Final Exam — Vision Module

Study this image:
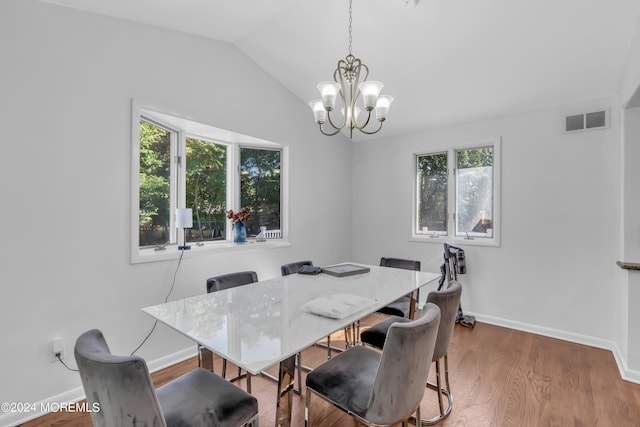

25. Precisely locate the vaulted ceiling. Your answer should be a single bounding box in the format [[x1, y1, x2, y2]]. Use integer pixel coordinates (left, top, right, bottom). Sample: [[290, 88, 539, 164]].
[[40, 0, 640, 139]]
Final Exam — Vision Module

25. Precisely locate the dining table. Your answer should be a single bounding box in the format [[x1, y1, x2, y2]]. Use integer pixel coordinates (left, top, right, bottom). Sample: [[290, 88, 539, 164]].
[[142, 262, 441, 427]]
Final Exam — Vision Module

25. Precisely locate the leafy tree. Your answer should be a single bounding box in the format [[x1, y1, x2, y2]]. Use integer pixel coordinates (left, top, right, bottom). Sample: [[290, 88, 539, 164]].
[[417, 152, 448, 232], [139, 121, 170, 246], [186, 138, 227, 241], [240, 148, 281, 236]]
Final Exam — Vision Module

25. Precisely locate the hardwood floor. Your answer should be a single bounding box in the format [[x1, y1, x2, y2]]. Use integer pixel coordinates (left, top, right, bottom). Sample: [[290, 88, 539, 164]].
[[19, 315, 640, 427]]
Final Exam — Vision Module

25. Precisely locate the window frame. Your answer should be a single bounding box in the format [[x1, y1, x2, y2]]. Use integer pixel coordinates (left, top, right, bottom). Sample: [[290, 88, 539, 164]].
[[131, 101, 289, 264], [412, 138, 501, 247]]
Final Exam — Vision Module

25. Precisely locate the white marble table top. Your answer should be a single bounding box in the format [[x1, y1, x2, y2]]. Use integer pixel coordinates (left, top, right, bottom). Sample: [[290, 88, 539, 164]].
[[142, 263, 440, 374]]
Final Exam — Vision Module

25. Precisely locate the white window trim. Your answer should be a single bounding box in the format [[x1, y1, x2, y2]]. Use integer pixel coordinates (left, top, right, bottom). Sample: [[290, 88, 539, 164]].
[[130, 100, 290, 264], [411, 138, 501, 247]]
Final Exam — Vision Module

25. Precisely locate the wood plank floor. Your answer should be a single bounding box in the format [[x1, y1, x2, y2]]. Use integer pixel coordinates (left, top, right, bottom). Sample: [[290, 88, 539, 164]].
[[19, 315, 640, 427]]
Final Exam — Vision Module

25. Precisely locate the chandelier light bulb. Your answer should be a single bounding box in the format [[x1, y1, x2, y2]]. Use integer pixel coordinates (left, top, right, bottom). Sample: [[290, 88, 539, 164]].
[[341, 105, 362, 122]]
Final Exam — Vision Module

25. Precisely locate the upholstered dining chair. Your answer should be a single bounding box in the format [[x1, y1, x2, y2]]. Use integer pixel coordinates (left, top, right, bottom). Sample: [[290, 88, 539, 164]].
[[280, 260, 313, 276], [202, 271, 259, 390], [360, 281, 463, 425], [75, 329, 259, 427], [206, 270, 258, 293], [377, 257, 421, 318], [305, 303, 441, 427]]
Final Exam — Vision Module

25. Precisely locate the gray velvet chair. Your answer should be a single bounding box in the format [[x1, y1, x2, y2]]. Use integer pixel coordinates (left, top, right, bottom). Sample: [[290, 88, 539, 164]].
[[206, 270, 258, 293], [280, 260, 313, 276], [360, 281, 463, 425], [202, 271, 259, 389], [74, 329, 259, 427], [377, 257, 421, 318], [305, 303, 441, 427]]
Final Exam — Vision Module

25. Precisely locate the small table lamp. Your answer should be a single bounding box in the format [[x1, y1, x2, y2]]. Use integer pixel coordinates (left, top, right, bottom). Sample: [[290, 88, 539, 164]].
[[176, 208, 193, 250]]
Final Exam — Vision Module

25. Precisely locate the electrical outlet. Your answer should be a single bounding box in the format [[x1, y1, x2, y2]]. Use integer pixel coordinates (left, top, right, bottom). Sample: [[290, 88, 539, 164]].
[[51, 338, 64, 362]]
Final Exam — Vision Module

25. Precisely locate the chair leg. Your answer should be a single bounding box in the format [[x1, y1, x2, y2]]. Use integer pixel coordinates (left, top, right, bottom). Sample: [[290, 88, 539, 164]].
[[245, 413, 259, 427], [435, 358, 445, 416], [305, 386, 311, 427], [422, 354, 453, 425], [444, 353, 451, 399], [221, 357, 252, 393]]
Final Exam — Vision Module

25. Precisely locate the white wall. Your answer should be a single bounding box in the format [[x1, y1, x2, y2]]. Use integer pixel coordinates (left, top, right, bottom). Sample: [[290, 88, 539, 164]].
[[617, 11, 640, 379], [351, 99, 621, 346], [622, 107, 640, 372], [0, 1, 353, 424]]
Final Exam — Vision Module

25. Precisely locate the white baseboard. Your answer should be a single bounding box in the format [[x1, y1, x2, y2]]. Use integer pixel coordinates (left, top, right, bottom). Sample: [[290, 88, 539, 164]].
[[468, 311, 640, 385], [611, 344, 640, 384], [145, 345, 197, 373], [0, 346, 197, 427]]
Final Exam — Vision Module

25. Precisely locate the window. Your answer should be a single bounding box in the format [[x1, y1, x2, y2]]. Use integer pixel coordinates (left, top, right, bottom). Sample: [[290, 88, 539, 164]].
[[132, 104, 287, 262], [240, 147, 281, 237], [414, 140, 500, 246], [138, 120, 173, 247], [186, 137, 227, 242]]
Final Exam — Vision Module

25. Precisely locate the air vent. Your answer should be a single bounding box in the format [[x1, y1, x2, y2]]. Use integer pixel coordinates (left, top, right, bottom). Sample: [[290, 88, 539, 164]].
[[564, 109, 609, 133]]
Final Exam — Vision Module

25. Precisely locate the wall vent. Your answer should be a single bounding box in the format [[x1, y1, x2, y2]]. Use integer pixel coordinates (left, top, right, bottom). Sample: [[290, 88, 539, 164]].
[[564, 109, 609, 133]]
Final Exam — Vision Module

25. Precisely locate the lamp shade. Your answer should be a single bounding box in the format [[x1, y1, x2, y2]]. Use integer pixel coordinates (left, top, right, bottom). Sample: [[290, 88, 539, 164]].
[[309, 99, 327, 124], [317, 81, 341, 110], [358, 81, 383, 109], [175, 208, 193, 229], [375, 95, 394, 121]]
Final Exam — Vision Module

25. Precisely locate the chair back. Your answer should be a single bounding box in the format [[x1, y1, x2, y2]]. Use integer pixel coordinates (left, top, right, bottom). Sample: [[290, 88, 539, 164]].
[[281, 260, 313, 276], [74, 329, 166, 427], [380, 257, 421, 271], [206, 271, 258, 293], [366, 303, 440, 425], [427, 281, 462, 360]]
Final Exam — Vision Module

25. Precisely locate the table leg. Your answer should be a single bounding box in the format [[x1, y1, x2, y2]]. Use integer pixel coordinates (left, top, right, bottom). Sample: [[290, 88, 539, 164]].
[[276, 354, 296, 427], [409, 289, 420, 320], [198, 346, 214, 372]]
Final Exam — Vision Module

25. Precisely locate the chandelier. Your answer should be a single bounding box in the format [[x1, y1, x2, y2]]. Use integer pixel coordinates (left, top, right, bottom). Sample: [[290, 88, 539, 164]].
[[309, 0, 393, 138]]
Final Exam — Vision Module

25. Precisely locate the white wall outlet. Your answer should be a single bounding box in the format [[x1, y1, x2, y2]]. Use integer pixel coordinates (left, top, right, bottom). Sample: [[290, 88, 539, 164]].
[[51, 338, 65, 362]]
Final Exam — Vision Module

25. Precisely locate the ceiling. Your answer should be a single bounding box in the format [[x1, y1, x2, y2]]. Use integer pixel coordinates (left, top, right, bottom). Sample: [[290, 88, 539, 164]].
[[40, 0, 640, 140]]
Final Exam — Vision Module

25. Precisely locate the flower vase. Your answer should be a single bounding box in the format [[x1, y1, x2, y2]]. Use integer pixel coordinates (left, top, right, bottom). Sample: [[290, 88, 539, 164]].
[[234, 221, 247, 243]]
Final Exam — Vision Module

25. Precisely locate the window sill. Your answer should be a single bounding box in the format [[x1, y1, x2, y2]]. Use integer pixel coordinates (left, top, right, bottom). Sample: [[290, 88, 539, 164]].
[[410, 236, 501, 248], [132, 239, 291, 264]]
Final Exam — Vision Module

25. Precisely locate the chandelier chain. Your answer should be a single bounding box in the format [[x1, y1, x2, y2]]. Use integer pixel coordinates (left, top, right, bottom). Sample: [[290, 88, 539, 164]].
[[348, 0, 352, 55]]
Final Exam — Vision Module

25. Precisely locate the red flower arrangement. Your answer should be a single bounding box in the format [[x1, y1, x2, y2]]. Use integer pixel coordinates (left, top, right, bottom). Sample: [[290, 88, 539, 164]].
[[227, 208, 251, 225]]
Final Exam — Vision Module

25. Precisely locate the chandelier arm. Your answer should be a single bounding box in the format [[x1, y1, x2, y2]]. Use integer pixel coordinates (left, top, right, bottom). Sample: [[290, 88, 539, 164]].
[[356, 119, 384, 135], [326, 109, 345, 131], [318, 122, 343, 136], [353, 109, 373, 130]]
